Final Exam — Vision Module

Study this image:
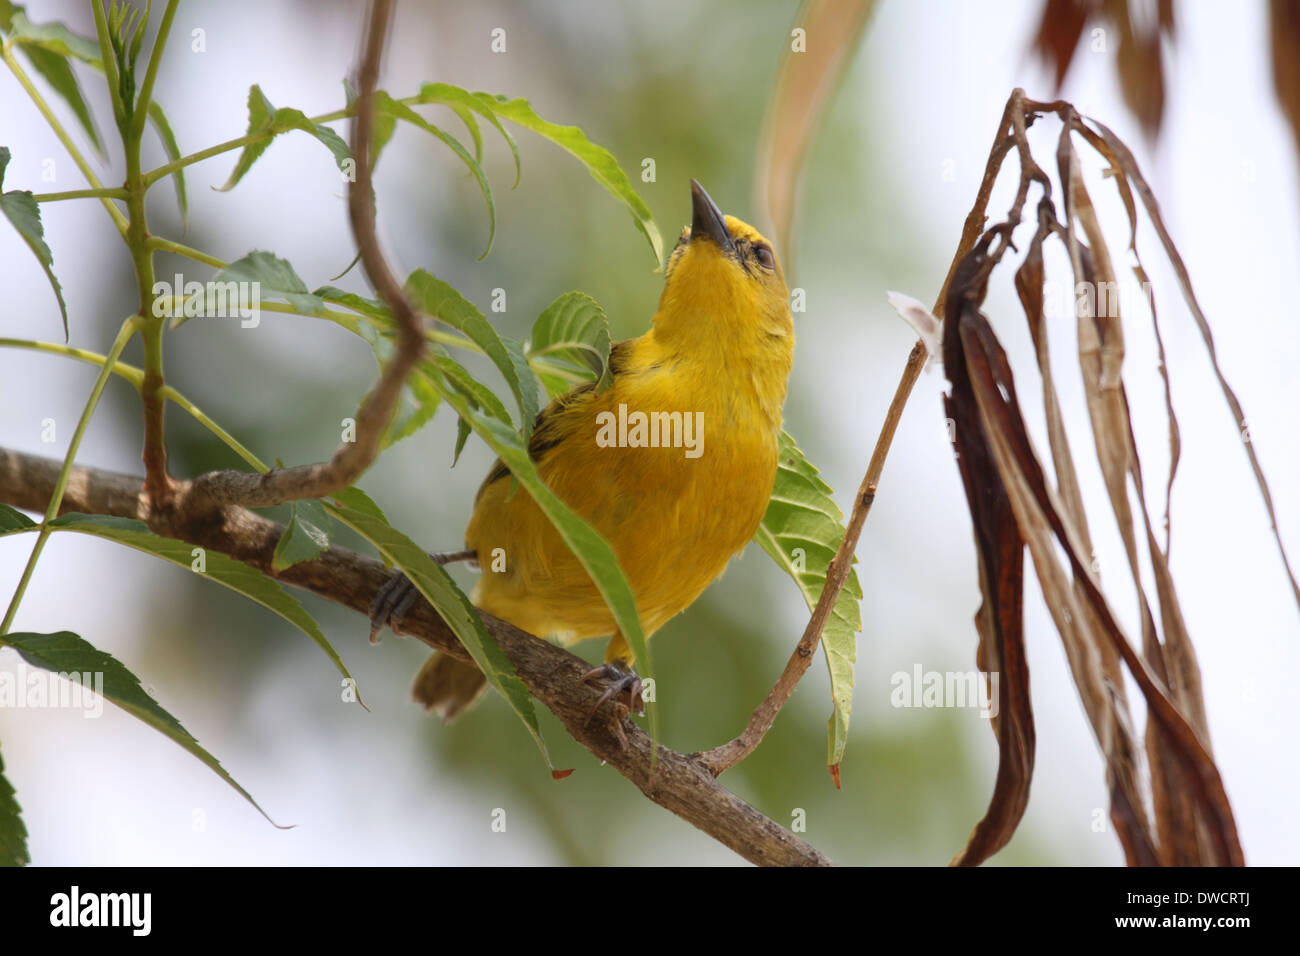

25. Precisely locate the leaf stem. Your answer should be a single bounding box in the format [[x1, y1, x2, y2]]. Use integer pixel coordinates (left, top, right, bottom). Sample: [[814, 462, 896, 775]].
[[141, 94, 432, 188], [142, 107, 349, 187], [0, 337, 267, 472], [0, 44, 128, 234], [0, 317, 137, 636], [33, 187, 129, 202], [147, 235, 224, 269]]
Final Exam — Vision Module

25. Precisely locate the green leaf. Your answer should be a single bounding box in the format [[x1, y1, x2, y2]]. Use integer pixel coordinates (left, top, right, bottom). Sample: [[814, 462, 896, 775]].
[[0, 503, 36, 534], [219, 85, 352, 192], [314, 285, 391, 323], [447, 102, 484, 163], [755, 432, 862, 767], [147, 101, 187, 224], [428, 352, 512, 426], [416, 83, 521, 188], [382, 368, 441, 449], [18, 42, 103, 157], [485, 92, 662, 263], [272, 499, 331, 572], [325, 502, 553, 768], [0, 6, 103, 65], [1, 8, 187, 205], [0, 744, 30, 867], [406, 270, 538, 436], [3, 630, 278, 826], [329, 485, 388, 525], [373, 92, 495, 259], [105, 0, 145, 123], [173, 250, 323, 329], [452, 415, 472, 466], [341, 78, 395, 171], [427, 382, 656, 747], [0, 147, 68, 338], [527, 292, 613, 398], [41, 514, 357, 690]]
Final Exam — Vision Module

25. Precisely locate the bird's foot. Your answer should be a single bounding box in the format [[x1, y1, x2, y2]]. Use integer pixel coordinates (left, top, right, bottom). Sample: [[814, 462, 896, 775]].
[[581, 662, 644, 746], [367, 569, 421, 643], [368, 550, 478, 643]]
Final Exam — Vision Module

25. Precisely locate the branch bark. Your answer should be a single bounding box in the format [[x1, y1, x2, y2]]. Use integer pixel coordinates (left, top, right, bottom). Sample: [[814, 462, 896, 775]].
[[0, 445, 830, 867]]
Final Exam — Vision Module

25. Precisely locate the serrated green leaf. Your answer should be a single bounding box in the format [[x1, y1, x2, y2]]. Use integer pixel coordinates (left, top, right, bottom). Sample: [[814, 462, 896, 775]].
[[374, 92, 495, 259], [172, 250, 323, 329], [755, 432, 862, 767], [0, 147, 68, 338], [342, 77, 396, 171], [382, 369, 441, 449], [272, 499, 331, 572], [329, 485, 388, 525], [527, 292, 613, 397], [40, 514, 356, 690], [428, 352, 512, 426], [325, 502, 553, 768], [483, 92, 662, 263], [406, 270, 537, 436], [219, 85, 351, 192], [3, 630, 278, 826], [0, 744, 30, 866], [147, 100, 187, 223], [416, 83, 521, 188], [425, 381, 656, 750]]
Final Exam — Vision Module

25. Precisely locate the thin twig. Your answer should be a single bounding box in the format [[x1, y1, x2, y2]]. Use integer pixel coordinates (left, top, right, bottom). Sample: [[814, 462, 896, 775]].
[[183, 0, 424, 511]]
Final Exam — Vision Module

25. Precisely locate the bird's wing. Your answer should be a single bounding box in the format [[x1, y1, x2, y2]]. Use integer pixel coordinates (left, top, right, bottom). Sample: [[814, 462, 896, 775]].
[[472, 340, 630, 503]]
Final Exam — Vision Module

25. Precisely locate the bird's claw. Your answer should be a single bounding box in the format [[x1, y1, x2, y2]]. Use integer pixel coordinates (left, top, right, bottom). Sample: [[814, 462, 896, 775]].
[[368, 569, 420, 644], [581, 662, 644, 745]]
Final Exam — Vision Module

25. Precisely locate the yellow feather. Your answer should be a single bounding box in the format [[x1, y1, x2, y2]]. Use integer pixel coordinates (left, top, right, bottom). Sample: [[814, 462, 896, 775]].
[[467, 200, 794, 669]]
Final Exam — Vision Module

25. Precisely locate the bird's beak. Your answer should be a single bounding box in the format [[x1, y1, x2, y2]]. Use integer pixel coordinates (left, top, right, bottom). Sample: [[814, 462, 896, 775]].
[[689, 180, 735, 255]]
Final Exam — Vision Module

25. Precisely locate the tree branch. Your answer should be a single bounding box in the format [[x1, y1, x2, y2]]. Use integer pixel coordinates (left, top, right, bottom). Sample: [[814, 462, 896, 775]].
[[182, 0, 424, 513], [0, 445, 830, 867]]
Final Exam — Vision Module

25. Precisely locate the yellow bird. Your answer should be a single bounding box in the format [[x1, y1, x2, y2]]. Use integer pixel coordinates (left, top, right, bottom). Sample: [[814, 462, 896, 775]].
[[371, 181, 795, 720]]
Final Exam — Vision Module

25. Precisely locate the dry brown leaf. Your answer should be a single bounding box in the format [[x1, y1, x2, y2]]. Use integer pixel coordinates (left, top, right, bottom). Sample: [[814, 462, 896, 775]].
[[1270, 0, 1300, 167], [1089, 119, 1300, 612], [944, 242, 1036, 868], [753, 0, 876, 267], [946, 262, 1243, 864], [1031, 0, 1097, 90]]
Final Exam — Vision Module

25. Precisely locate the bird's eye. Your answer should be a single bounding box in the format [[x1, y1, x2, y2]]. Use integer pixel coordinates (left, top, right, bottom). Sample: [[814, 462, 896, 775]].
[[753, 243, 775, 271]]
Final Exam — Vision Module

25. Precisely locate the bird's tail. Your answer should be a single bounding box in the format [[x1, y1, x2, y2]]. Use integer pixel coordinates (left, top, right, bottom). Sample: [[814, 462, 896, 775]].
[[412, 651, 488, 720]]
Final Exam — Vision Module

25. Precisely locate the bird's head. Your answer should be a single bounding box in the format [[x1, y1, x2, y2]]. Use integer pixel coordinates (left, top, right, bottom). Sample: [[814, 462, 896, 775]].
[[652, 181, 794, 353]]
